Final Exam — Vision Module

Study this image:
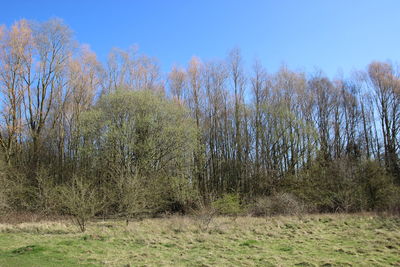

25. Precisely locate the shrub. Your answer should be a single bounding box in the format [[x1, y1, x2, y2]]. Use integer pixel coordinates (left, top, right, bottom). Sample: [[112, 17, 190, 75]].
[[59, 175, 105, 232], [212, 193, 242, 216], [191, 200, 217, 231], [168, 175, 199, 214], [359, 160, 398, 212], [249, 192, 307, 217], [121, 174, 168, 224], [249, 196, 270, 217], [34, 168, 60, 214], [0, 163, 9, 214], [290, 158, 375, 213], [0, 165, 34, 212], [0, 185, 8, 214], [384, 186, 400, 215]]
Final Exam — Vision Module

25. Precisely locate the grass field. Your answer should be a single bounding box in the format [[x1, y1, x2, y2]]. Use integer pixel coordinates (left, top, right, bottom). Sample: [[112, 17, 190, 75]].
[[0, 213, 399, 266]]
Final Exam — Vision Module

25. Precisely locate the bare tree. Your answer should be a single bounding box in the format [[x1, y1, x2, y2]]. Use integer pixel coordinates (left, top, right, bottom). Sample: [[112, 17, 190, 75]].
[[367, 62, 400, 182], [0, 20, 32, 165], [227, 48, 246, 192], [21, 19, 73, 178], [186, 57, 207, 196], [168, 65, 186, 102]]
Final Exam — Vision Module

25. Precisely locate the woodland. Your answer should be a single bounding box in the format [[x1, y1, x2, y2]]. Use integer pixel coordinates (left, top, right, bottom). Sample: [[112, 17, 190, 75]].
[[0, 19, 399, 228]]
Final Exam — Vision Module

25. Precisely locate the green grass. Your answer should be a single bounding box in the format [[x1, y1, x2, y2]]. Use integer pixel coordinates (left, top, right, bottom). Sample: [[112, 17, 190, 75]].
[[0, 214, 399, 266]]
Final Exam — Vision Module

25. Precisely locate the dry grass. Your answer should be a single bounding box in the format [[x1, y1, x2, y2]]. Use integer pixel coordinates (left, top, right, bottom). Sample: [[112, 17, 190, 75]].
[[0, 213, 399, 266], [0, 211, 69, 224]]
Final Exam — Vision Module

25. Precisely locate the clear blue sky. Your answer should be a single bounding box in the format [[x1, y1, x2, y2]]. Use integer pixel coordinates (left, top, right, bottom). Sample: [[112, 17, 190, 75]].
[[1, 0, 400, 78]]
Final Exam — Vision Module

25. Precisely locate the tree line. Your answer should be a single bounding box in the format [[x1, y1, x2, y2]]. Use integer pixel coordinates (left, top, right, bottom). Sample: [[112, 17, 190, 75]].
[[0, 19, 399, 219]]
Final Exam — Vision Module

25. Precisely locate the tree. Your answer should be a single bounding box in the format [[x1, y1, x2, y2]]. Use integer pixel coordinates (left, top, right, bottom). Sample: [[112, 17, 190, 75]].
[[1, 18, 400, 217], [0, 20, 31, 165], [367, 62, 400, 182], [77, 90, 197, 216], [186, 57, 207, 196], [23, 19, 73, 179], [250, 59, 267, 192], [168, 65, 186, 102], [228, 48, 246, 193], [104, 46, 163, 93]]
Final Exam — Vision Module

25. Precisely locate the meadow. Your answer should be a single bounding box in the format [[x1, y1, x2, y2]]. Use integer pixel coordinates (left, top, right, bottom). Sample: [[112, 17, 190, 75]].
[[0, 213, 399, 266]]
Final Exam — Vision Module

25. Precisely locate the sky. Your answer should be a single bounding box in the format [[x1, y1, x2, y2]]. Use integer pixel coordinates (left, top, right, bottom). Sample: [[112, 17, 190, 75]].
[[1, 0, 400, 78]]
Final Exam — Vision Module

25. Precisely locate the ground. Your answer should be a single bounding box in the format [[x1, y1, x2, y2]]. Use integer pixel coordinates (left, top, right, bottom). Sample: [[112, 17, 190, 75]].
[[0, 213, 399, 266]]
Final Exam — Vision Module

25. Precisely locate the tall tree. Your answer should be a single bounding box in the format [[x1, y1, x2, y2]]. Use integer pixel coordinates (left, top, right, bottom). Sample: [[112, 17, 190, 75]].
[[367, 62, 400, 182], [0, 20, 31, 165]]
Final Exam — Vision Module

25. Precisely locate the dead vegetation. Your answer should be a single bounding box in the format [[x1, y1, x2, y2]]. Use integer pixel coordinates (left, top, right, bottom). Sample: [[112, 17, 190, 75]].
[[0, 213, 399, 266]]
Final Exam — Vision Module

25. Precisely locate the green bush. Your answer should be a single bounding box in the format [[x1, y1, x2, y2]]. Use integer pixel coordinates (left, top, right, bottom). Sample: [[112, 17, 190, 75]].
[[78, 90, 197, 217], [212, 193, 242, 216], [59, 175, 105, 232], [34, 168, 60, 214], [0, 159, 9, 213], [0, 166, 35, 212], [360, 160, 399, 212]]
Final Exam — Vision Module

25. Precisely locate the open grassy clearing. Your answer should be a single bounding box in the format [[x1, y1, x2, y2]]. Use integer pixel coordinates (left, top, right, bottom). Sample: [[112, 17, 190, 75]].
[[0, 214, 399, 266]]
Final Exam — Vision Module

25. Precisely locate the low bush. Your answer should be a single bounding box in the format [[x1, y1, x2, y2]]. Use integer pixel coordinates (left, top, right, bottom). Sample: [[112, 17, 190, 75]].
[[59, 175, 105, 232], [0, 164, 34, 213], [359, 160, 399, 212], [211, 193, 242, 216], [0, 172, 9, 214], [249, 192, 307, 216], [191, 200, 217, 231], [34, 168, 60, 214]]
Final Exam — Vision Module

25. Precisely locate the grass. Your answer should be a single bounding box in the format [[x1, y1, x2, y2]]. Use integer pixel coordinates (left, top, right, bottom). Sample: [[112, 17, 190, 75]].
[[0, 213, 399, 266]]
